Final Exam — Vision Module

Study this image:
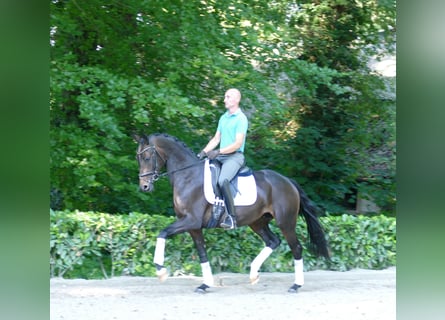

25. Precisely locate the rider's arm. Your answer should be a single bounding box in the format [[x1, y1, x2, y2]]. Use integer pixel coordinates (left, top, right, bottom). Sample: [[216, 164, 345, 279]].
[[203, 131, 221, 153], [219, 133, 245, 154]]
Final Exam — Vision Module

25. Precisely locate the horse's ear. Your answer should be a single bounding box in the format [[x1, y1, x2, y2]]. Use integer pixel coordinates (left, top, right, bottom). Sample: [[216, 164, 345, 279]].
[[132, 133, 142, 143]]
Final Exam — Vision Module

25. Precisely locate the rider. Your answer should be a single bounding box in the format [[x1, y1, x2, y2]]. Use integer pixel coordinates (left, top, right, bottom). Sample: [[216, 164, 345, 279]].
[[198, 88, 248, 229]]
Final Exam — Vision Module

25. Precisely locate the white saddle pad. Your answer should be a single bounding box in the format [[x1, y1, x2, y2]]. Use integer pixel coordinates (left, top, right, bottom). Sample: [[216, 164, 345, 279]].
[[203, 160, 257, 206]]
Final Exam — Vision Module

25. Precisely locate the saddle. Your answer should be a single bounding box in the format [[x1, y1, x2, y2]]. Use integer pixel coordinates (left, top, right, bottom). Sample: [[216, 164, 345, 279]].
[[209, 160, 252, 198], [203, 160, 257, 206]]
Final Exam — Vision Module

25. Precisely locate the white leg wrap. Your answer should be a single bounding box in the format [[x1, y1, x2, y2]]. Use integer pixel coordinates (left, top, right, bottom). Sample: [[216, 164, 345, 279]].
[[250, 247, 273, 281], [153, 238, 166, 266], [201, 262, 214, 287], [294, 258, 304, 286]]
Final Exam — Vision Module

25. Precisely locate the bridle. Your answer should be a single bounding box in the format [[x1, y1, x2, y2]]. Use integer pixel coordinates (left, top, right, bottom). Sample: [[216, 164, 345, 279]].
[[136, 145, 166, 184], [136, 144, 205, 185]]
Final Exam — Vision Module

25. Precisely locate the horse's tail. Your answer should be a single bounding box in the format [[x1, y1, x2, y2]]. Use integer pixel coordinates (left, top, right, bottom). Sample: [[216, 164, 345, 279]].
[[290, 179, 330, 259]]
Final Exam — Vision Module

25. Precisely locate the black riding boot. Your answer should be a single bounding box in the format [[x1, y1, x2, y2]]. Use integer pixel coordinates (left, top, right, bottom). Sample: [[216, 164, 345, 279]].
[[220, 179, 237, 230]]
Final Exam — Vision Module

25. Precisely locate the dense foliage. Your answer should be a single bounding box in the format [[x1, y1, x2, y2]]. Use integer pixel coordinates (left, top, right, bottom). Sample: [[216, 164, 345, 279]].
[[50, 210, 396, 279], [50, 0, 396, 214]]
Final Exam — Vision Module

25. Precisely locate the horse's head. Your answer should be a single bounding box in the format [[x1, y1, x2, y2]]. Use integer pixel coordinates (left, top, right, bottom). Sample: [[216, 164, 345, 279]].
[[134, 135, 166, 192]]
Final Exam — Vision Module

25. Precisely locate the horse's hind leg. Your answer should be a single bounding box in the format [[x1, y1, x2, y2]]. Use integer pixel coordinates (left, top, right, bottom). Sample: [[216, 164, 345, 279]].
[[279, 223, 304, 292], [248, 215, 281, 284]]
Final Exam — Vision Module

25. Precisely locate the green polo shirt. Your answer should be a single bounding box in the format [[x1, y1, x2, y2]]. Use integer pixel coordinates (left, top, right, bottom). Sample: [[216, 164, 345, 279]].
[[217, 109, 248, 152]]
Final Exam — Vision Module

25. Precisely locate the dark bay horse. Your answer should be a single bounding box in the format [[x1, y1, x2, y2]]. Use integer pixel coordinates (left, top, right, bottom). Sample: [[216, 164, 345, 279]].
[[135, 133, 330, 293]]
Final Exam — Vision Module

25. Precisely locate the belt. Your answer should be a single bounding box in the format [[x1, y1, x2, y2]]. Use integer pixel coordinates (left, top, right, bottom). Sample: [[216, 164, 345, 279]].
[[220, 151, 243, 156]]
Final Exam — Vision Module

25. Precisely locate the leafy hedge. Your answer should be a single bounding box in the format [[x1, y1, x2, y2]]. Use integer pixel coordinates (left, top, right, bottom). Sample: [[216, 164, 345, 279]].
[[50, 210, 396, 279]]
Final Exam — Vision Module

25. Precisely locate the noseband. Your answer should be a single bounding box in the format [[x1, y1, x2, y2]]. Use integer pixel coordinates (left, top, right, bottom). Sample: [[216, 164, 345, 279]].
[[137, 145, 166, 184]]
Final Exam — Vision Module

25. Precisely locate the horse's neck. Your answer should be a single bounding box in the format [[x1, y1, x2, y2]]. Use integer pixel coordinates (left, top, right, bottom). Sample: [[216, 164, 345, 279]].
[[163, 145, 198, 173], [166, 157, 196, 172], [166, 156, 202, 188], [155, 137, 200, 178]]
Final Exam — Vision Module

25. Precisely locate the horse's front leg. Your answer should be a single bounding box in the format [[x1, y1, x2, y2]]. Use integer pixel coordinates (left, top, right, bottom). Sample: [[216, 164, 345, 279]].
[[153, 216, 201, 282], [153, 237, 168, 281], [189, 229, 214, 293]]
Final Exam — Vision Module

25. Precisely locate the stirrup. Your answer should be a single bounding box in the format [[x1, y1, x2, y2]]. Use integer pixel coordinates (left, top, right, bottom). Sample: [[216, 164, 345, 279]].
[[220, 215, 236, 230]]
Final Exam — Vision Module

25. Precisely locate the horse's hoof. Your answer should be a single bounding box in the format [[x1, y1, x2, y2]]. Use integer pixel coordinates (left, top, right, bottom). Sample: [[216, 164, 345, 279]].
[[250, 275, 260, 285], [194, 284, 210, 294], [156, 267, 168, 282], [288, 284, 301, 293]]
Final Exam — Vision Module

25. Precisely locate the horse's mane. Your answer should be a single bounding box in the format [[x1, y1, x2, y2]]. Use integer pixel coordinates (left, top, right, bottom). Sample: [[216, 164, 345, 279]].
[[147, 133, 197, 158]]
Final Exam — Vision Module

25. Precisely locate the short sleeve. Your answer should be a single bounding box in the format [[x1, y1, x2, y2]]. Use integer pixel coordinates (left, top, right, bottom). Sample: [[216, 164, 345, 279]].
[[236, 113, 248, 134], [216, 115, 223, 133]]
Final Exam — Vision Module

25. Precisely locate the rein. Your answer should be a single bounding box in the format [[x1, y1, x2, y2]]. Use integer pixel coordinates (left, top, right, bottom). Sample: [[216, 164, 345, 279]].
[[155, 160, 205, 179], [139, 160, 205, 180], [137, 145, 204, 182]]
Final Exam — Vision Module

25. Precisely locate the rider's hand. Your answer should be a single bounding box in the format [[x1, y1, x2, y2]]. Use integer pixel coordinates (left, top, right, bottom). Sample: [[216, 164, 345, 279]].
[[197, 150, 207, 159], [207, 150, 220, 160]]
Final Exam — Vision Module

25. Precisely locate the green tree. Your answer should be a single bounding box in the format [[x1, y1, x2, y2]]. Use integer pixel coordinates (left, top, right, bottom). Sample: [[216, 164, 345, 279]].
[[50, 0, 396, 215], [249, 0, 396, 212]]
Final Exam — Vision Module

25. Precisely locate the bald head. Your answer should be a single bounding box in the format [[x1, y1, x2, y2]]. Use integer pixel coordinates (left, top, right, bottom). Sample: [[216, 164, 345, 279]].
[[226, 88, 241, 101], [224, 88, 242, 112]]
